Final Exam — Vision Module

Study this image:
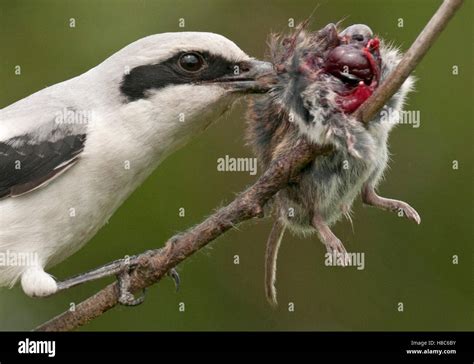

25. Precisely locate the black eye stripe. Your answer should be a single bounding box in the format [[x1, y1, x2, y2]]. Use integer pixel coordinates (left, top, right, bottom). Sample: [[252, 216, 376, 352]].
[[120, 51, 238, 101]]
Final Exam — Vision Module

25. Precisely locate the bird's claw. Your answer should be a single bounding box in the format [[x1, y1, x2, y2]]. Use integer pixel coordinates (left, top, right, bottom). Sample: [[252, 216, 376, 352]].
[[144, 248, 181, 291], [117, 268, 146, 306], [168, 268, 180, 292], [116, 265, 180, 306], [118, 287, 147, 306]]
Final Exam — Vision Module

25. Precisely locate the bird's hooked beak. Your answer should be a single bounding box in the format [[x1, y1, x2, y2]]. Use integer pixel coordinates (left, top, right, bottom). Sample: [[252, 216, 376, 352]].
[[213, 60, 276, 93]]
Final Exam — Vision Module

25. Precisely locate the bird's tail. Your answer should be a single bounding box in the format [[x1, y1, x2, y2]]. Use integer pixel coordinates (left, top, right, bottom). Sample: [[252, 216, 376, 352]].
[[265, 219, 286, 307]]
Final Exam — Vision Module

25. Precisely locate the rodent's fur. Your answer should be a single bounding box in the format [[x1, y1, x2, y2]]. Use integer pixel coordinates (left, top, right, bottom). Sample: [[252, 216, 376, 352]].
[[246, 26, 414, 306]]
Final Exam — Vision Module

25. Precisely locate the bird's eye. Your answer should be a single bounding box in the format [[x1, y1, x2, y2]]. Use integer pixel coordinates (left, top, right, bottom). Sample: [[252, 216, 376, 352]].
[[179, 52, 205, 72]]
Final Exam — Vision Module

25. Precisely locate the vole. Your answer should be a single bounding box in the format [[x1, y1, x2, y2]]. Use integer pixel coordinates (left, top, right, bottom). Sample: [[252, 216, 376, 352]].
[[246, 23, 420, 306]]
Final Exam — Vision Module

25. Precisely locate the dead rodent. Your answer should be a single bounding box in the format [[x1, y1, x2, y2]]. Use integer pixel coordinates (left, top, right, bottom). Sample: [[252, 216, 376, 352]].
[[246, 23, 420, 307]]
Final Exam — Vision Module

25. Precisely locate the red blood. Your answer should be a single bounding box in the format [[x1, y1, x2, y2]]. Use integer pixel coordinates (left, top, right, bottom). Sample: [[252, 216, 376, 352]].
[[363, 38, 381, 83], [366, 38, 380, 51], [337, 81, 373, 113], [324, 37, 382, 114]]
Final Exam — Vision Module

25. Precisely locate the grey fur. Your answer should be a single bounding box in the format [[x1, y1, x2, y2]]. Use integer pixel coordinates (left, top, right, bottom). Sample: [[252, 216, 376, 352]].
[[250, 34, 413, 233], [247, 25, 416, 306]]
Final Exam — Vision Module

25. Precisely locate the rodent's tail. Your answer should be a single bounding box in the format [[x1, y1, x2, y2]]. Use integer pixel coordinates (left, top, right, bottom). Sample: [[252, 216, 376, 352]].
[[265, 219, 286, 308]]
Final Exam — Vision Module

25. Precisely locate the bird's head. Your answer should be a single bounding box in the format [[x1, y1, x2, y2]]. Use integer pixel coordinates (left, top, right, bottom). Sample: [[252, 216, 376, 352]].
[[94, 32, 275, 150]]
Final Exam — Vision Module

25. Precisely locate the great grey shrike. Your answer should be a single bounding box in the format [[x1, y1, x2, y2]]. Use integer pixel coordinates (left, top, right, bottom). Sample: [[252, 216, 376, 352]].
[[0, 32, 274, 300]]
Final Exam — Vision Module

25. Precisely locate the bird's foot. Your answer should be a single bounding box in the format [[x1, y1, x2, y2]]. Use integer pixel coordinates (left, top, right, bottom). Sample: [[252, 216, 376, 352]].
[[117, 268, 146, 306], [117, 262, 179, 306], [52, 249, 181, 299], [55, 255, 139, 293]]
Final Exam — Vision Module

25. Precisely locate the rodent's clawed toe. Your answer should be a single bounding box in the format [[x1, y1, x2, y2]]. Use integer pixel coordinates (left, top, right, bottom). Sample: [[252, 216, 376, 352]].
[[396, 202, 421, 225]]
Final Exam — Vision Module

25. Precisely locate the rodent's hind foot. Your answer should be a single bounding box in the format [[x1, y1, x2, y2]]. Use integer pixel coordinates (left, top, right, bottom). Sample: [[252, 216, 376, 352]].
[[21, 267, 58, 297], [324, 236, 348, 256], [362, 184, 421, 224], [312, 214, 350, 266], [395, 201, 421, 224], [322, 235, 351, 267]]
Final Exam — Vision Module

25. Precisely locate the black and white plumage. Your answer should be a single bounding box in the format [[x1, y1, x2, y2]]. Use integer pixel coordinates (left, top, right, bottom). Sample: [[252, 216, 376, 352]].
[[246, 24, 420, 306], [0, 120, 86, 199], [0, 32, 274, 297]]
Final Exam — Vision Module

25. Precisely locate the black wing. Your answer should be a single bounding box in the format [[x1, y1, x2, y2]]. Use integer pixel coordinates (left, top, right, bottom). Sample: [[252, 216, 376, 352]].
[[0, 121, 87, 199]]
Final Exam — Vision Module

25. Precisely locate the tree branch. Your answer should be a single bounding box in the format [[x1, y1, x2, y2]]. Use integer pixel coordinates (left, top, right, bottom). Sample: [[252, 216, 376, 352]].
[[34, 0, 463, 332], [35, 141, 331, 331], [355, 0, 464, 123]]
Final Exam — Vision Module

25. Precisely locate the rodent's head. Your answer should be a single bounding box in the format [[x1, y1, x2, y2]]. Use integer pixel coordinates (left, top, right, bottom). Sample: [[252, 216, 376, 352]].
[[269, 23, 382, 121], [248, 22, 413, 163], [247, 23, 396, 162]]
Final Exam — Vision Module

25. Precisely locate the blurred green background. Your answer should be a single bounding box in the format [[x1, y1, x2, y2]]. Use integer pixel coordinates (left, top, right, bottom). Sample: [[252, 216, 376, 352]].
[[0, 0, 472, 331]]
